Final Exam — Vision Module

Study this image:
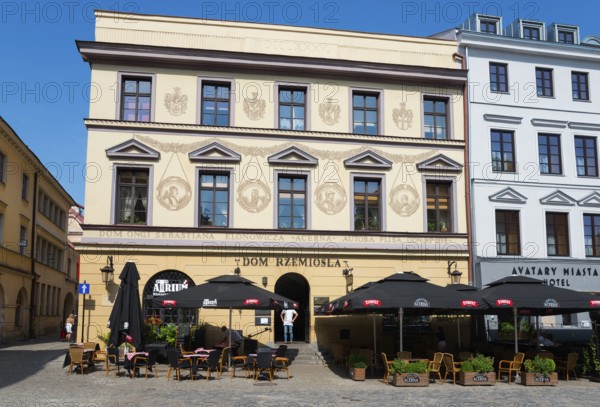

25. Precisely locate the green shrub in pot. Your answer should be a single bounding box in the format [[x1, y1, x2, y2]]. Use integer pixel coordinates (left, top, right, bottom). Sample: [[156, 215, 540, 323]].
[[461, 355, 494, 373]]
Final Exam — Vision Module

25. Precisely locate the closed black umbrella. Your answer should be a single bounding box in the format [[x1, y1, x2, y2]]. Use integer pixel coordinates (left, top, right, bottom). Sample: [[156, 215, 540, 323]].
[[107, 262, 144, 349], [333, 272, 485, 351], [480, 275, 600, 353]]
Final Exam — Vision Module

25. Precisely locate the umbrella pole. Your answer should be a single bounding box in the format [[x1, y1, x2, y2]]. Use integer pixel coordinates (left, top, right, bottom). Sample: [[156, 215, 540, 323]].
[[457, 317, 461, 351], [536, 316, 541, 350], [513, 307, 518, 354], [372, 313, 377, 366], [228, 306, 232, 368], [399, 308, 404, 352]]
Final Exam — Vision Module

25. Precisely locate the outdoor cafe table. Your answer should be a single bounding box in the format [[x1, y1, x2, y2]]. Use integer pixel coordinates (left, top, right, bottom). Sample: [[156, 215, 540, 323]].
[[123, 352, 148, 376]]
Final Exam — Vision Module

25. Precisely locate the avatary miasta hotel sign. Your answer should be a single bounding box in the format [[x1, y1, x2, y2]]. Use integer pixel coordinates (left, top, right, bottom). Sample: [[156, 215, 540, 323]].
[[480, 261, 600, 291]]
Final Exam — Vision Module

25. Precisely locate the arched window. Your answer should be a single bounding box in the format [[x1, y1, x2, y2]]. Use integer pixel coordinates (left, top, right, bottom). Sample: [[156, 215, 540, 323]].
[[143, 271, 197, 325]]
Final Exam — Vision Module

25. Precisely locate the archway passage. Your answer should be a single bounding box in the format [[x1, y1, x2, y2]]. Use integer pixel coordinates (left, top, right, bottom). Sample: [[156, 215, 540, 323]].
[[275, 273, 310, 343], [63, 292, 75, 319]]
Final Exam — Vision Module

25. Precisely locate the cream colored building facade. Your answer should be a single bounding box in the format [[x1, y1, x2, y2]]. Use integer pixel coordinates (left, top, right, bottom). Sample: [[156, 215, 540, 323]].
[[0, 117, 78, 342], [76, 11, 469, 349]]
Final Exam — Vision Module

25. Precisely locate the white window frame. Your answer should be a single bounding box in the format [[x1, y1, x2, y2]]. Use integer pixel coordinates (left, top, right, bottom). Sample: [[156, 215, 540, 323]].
[[350, 172, 386, 232], [197, 76, 236, 127], [349, 87, 384, 136], [195, 166, 235, 228], [111, 164, 154, 225], [273, 169, 311, 230], [116, 72, 157, 122]]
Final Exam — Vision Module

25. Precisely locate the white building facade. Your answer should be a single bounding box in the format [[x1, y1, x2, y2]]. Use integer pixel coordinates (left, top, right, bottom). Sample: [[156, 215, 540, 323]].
[[439, 15, 600, 332]]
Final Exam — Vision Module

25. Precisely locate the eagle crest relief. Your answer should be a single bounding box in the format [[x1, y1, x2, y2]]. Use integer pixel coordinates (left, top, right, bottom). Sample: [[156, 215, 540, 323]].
[[392, 102, 413, 130], [243, 92, 266, 121], [319, 98, 340, 126], [164, 87, 188, 116]]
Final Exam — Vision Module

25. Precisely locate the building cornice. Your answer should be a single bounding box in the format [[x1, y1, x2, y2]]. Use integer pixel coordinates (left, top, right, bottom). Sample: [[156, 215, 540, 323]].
[[458, 31, 600, 61], [76, 41, 467, 85], [84, 119, 466, 149], [0, 117, 77, 206]]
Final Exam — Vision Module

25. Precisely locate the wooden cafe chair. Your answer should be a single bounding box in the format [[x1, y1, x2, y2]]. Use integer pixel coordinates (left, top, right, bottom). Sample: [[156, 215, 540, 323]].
[[442, 353, 461, 384], [497, 352, 525, 384], [380, 353, 394, 385]]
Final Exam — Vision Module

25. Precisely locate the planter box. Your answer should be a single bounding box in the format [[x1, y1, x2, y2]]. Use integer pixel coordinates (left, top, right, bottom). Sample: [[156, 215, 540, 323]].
[[392, 373, 429, 387], [521, 372, 558, 386], [349, 367, 366, 381], [458, 371, 496, 386]]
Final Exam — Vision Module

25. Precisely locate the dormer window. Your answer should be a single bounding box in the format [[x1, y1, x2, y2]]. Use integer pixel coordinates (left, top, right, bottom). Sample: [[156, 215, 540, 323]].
[[480, 19, 498, 34], [549, 24, 579, 44], [523, 26, 540, 40], [558, 30, 575, 44]]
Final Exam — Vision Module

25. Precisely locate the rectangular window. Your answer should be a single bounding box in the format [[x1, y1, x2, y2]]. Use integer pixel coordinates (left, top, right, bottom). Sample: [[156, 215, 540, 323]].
[[0, 151, 6, 183], [353, 179, 380, 231], [491, 130, 515, 172], [489, 63, 508, 93], [0, 213, 3, 244], [480, 20, 497, 34], [21, 173, 29, 201], [19, 226, 26, 255], [546, 212, 569, 256], [538, 133, 562, 175], [575, 136, 598, 177], [423, 97, 448, 139], [199, 173, 229, 227], [201, 83, 230, 126], [116, 168, 148, 224], [584, 214, 600, 257], [121, 77, 152, 122], [426, 182, 452, 232], [279, 88, 306, 130], [278, 176, 306, 229], [558, 30, 575, 44], [572, 72, 589, 100], [352, 92, 378, 135], [562, 313, 577, 326], [523, 26, 540, 40], [536, 68, 554, 97], [496, 210, 520, 255]]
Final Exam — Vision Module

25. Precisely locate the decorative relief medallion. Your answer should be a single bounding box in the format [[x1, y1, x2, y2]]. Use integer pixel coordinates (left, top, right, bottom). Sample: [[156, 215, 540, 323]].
[[319, 98, 341, 126], [392, 102, 413, 130], [164, 87, 188, 116], [157, 176, 192, 211], [242, 92, 266, 121], [315, 183, 347, 215], [237, 181, 271, 213], [389, 184, 420, 216]]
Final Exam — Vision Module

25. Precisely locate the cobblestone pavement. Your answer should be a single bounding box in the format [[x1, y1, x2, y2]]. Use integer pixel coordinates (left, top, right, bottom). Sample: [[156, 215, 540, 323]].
[[1, 341, 600, 407]]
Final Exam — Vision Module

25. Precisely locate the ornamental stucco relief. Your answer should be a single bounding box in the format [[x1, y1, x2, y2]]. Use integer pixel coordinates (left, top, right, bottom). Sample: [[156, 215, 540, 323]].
[[318, 98, 340, 126], [164, 87, 188, 116]]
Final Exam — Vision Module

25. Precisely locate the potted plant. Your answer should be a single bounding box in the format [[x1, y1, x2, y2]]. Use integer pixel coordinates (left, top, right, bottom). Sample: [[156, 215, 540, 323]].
[[156, 323, 179, 348], [391, 359, 429, 387], [459, 354, 496, 386], [348, 353, 368, 381], [522, 356, 558, 386]]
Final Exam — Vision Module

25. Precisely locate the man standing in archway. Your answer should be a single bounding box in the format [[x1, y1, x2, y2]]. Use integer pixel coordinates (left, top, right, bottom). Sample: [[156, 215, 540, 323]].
[[281, 305, 298, 344]]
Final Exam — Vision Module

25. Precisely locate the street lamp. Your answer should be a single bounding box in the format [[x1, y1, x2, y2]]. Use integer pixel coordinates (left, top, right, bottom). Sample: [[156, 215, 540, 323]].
[[447, 260, 462, 285], [100, 255, 114, 284], [234, 258, 241, 275]]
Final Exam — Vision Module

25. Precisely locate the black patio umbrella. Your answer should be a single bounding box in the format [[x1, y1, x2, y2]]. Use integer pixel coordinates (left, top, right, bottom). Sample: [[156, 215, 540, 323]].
[[446, 283, 484, 350], [107, 262, 144, 349], [334, 272, 486, 351], [155, 274, 298, 365], [480, 275, 600, 353]]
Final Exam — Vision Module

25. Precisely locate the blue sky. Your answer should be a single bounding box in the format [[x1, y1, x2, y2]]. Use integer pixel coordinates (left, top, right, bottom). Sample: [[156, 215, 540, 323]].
[[0, 0, 597, 204]]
